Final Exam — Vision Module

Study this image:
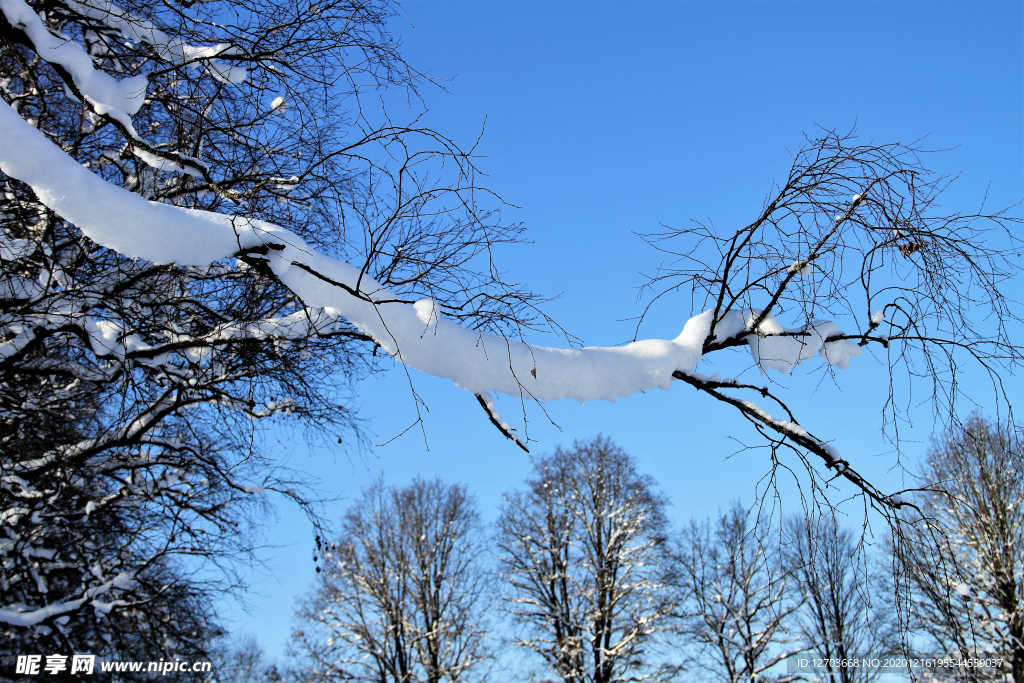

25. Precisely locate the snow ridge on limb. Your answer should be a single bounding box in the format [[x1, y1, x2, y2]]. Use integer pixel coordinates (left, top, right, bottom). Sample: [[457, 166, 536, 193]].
[[65, 0, 246, 80], [475, 392, 528, 452], [0, 105, 864, 404]]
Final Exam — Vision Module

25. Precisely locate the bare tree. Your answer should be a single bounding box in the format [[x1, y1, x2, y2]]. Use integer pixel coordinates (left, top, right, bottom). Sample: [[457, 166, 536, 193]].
[[783, 514, 893, 683], [896, 414, 1024, 683], [674, 502, 803, 683], [291, 477, 491, 683], [496, 436, 676, 683]]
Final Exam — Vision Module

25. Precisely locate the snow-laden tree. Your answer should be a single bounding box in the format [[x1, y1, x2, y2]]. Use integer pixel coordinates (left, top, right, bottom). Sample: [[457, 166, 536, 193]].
[[674, 502, 803, 683], [782, 514, 894, 683], [290, 477, 491, 683], [0, 188, 334, 664], [0, 0, 540, 663], [496, 436, 677, 683], [896, 415, 1024, 683]]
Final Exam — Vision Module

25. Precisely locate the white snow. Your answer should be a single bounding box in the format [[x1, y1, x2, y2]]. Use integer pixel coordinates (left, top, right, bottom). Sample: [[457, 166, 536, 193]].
[[67, 0, 245, 78], [871, 310, 885, 325], [3, 0, 248, 155], [787, 260, 812, 276], [741, 312, 862, 373], [1, 102, 245, 262], [132, 148, 204, 177], [0, 0, 147, 133], [0, 573, 122, 625], [111, 572, 133, 589]]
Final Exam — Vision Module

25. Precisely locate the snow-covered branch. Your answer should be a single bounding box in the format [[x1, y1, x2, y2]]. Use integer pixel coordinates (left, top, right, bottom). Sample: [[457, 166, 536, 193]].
[[0, 101, 867, 403]]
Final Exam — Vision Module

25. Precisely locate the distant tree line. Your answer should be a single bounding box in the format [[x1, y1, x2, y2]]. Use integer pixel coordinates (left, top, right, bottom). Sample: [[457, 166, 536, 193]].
[[282, 416, 1024, 683]]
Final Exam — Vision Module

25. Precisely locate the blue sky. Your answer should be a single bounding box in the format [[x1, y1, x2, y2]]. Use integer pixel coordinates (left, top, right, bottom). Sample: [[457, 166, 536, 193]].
[[225, 0, 1023, 662]]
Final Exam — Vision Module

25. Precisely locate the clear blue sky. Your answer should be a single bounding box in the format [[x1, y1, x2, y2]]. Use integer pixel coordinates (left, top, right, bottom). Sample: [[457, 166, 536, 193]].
[[225, 0, 1023, 662]]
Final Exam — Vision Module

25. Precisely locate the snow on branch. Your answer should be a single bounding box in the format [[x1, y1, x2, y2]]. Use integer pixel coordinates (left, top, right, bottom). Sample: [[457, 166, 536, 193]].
[[475, 392, 527, 452], [0, 572, 130, 626], [0, 103, 863, 407], [0, 0, 146, 129], [0, 0, 218, 178], [672, 369, 904, 510], [65, 0, 246, 80]]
